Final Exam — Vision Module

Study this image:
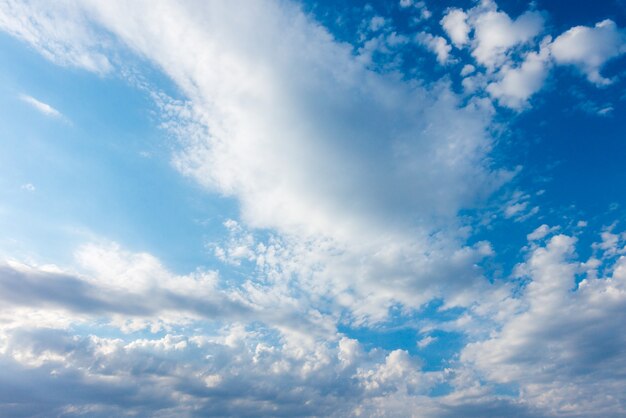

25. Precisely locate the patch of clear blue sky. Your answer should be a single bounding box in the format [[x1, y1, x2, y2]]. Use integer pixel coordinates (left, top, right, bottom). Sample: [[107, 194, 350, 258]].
[[0, 32, 238, 274]]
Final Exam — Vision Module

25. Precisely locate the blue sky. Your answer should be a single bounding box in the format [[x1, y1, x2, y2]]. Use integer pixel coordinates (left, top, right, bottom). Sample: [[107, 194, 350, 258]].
[[1, 0, 626, 416]]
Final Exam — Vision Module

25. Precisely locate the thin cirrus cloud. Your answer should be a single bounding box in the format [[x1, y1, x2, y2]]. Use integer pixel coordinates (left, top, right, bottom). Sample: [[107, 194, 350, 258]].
[[19, 94, 63, 118], [0, 0, 625, 417]]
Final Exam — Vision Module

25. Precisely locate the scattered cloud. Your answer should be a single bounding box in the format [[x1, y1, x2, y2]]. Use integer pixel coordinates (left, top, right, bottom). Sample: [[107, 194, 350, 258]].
[[0, 0, 625, 416], [441, 1, 626, 109]]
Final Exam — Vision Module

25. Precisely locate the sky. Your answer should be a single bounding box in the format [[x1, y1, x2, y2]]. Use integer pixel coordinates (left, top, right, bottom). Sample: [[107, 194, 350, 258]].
[[0, 0, 626, 416]]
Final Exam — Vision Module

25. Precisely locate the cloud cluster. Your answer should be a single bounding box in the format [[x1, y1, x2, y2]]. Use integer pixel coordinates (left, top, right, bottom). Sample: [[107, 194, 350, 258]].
[[461, 229, 626, 417], [440, 0, 626, 109], [8, 233, 625, 417], [0, 244, 507, 417]]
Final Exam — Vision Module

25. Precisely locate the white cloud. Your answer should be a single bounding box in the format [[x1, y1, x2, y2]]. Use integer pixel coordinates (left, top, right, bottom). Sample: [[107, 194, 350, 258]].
[[30, 0, 511, 322], [416, 32, 452, 64], [19, 94, 63, 118], [441, 9, 470, 47], [369, 15, 388, 32], [460, 64, 475, 76], [462, 232, 626, 416], [0, 245, 481, 417], [526, 224, 559, 241], [469, 6, 545, 70], [442, 1, 626, 109], [486, 44, 551, 109], [441, 2, 551, 108], [551, 19, 626, 86], [417, 335, 437, 348]]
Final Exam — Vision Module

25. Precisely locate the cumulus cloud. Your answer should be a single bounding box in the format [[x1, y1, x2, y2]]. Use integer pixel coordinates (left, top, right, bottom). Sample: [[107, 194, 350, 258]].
[[441, 1, 626, 109], [486, 45, 551, 109], [441, 8, 470, 47], [469, 7, 544, 70], [551, 19, 626, 86], [441, 1, 545, 70], [416, 32, 452, 64], [0, 245, 506, 417], [440, 1, 548, 108], [462, 232, 626, 416]]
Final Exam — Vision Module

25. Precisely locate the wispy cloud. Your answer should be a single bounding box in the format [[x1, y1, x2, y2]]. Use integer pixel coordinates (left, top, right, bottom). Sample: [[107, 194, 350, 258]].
[[19, 94, 63, 118]]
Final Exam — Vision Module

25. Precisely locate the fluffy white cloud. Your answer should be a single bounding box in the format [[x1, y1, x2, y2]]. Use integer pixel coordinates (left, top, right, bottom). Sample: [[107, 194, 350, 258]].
[[416, 32, 452, 64], [441, 8, 470, 47], [551, 19, 626, 86], [469, 7, 544, 70], [0, 245, 513, 417], [486, 44, 551, 109], [441, 1, 549, 108], [462, 232, 626, 416], [441, 1, 545, 70], [441, 1, 624, 109]]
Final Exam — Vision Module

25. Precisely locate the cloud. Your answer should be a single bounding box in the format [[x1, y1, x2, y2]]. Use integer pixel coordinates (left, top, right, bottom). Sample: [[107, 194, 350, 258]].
[[443, 1, 545, 71], [19, 94, 63, 118], [461, 232, 626, 416], [0, 0, 112, 73], [440, 1, 626, 109], [486, 45, 551, 109], [0, 249, 249, 330], [369, 15, 388, 32], [526, 224, 559, 241], [441, 9, 470, 47], [0, 245, 481, 417], [416, 32, 452, 64], [469, 7, 544, 70], [2, 0, 626, 416], [441, 1, 549, 108], [551, 19, 626, 86], [54, 0, 509, 320]]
